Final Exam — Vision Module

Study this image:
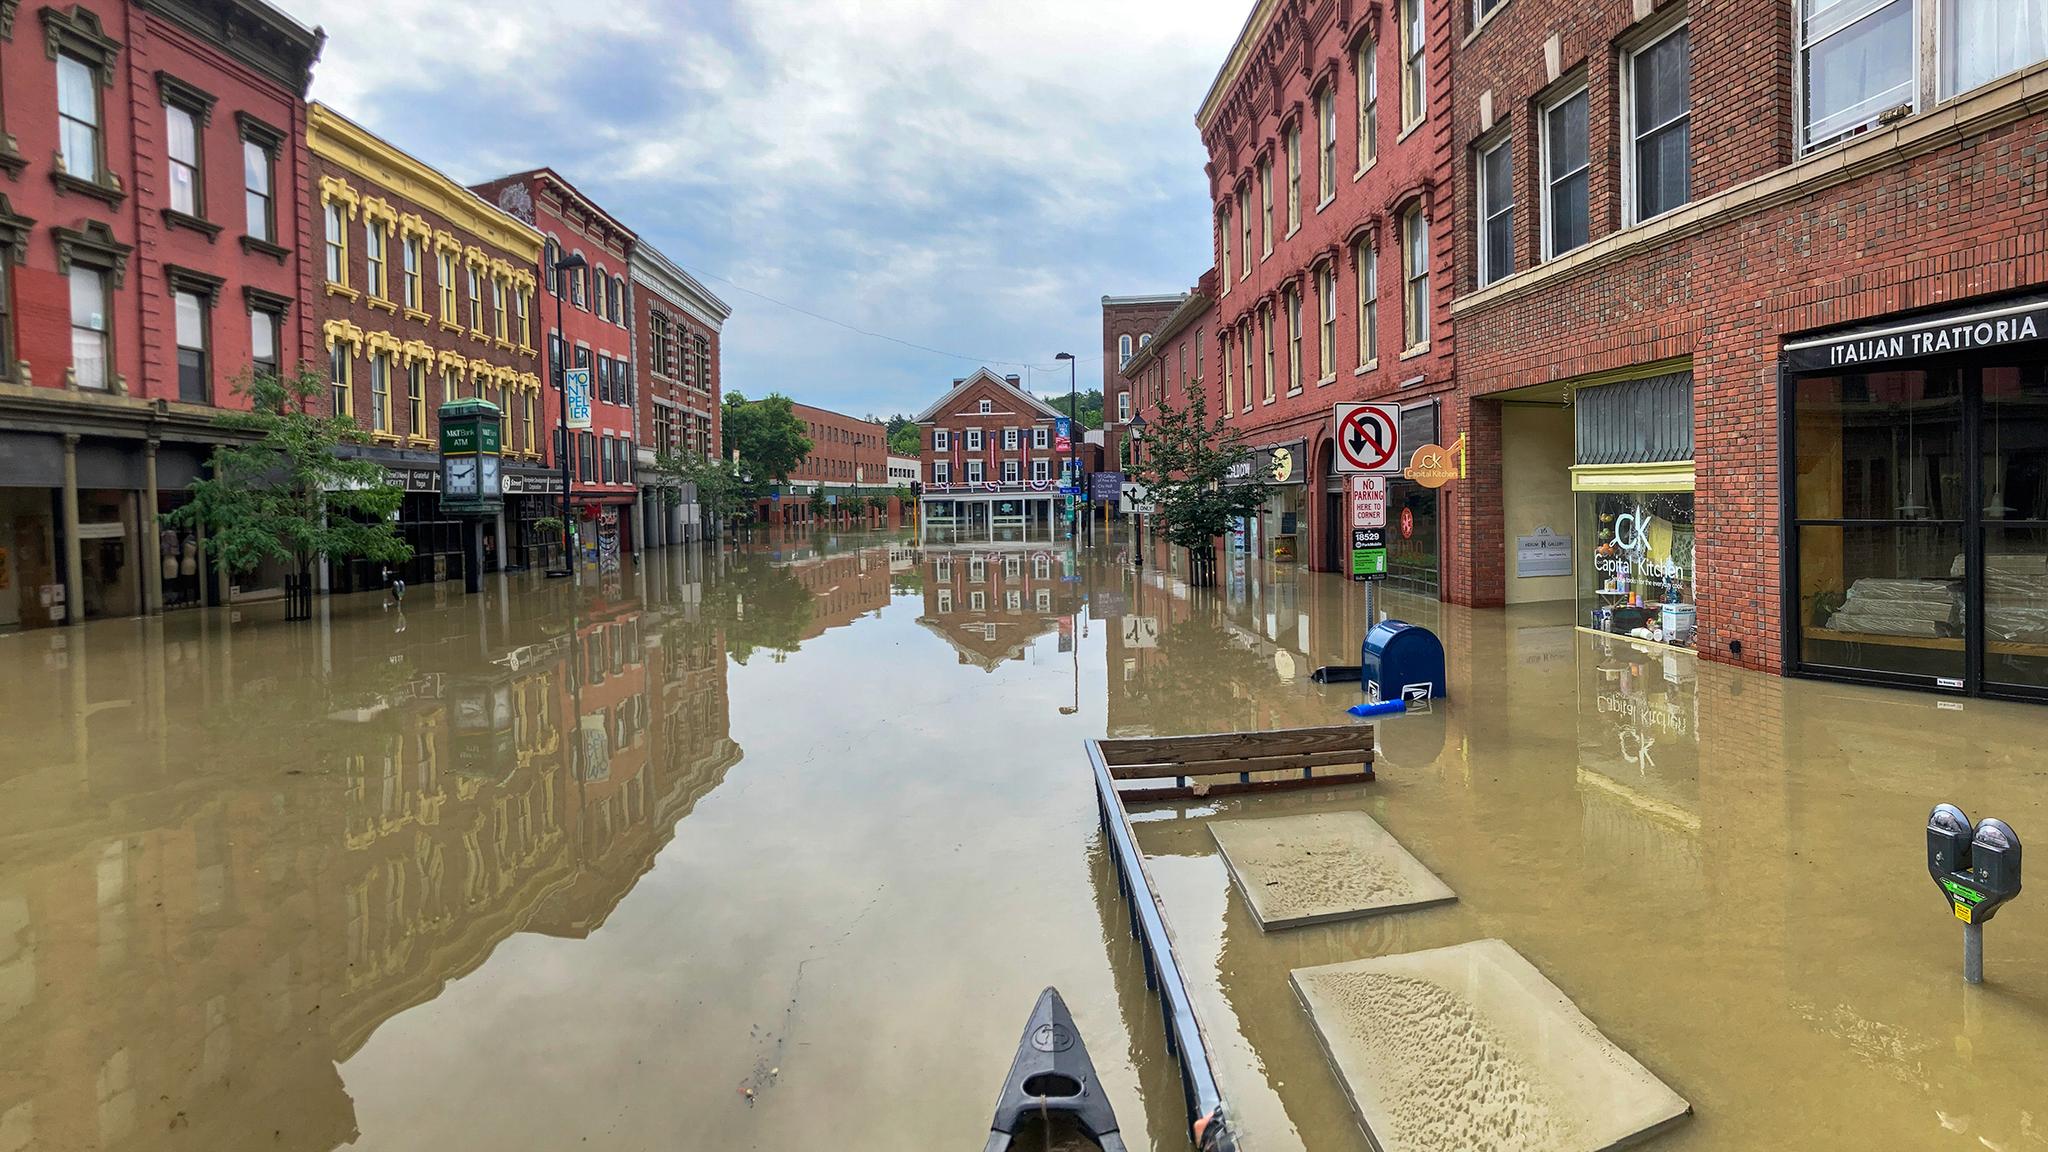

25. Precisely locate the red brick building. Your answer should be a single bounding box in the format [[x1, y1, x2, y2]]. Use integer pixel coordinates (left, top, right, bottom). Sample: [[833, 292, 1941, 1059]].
[[916, 545, 1076, 669], [630, 242, 728, 546], [1444, 0, 2048, 699], [471, 168, 639, 560], [913, 368, 1072, 541], [0, 0, 321, 628], [306, 102, 545, 589], [762, 400, 894, 528], [1197, 0, 1457, 582], [1100, 292, 1185, 461]]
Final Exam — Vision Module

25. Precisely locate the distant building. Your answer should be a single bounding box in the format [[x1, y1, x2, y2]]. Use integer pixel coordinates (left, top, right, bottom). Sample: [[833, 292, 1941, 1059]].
[[1099, 293, 1185, 467], [630, 244, 730, 545], [887, 455, 919, 487], [913, 368, 1069, 542], [763, 402, 893, 528], [916, 545, 1075, 669]]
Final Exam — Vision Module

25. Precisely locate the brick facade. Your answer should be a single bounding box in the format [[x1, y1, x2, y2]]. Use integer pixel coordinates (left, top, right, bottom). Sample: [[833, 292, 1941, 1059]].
[[1197, 0, 1458, 575], [630, 243, 729, 544], [772, 401, 894, 527], [1100, 293, 1184, 459]]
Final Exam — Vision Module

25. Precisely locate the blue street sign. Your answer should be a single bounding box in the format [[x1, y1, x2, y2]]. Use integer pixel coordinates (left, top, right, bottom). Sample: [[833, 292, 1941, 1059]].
[[564, 368, 592, 429], [1056, 417, 1071, 439]]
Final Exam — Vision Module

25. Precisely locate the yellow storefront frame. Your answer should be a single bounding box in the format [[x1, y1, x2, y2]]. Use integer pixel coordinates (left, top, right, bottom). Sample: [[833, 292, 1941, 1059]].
[[1570, 461, 1695, 493]]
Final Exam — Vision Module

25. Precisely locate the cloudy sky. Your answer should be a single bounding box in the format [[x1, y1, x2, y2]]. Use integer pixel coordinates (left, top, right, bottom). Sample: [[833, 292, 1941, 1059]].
[[293, 0, 1246, 418]]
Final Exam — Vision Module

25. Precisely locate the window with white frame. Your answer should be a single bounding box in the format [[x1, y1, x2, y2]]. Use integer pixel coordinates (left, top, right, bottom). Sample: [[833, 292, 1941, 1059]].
[[1318, 84, 1338, 201], [1032, 458, 1049, 482], [1285, 123, 1300, 232], [938, 589, 953, 613], [1401, 0, 1426, 128], [1140, 332, 1151, 348], [1219, 205, 1233, 289], [1006, 590, 1021, 612], [934, 428, 950, 450], [1801, 0, 1915, 148], [1285, 287, 1303, 392], [971, 591, 986, 613], [1004, 426, 1018, 450], [1033, 426, 1048, 449], [1944, 0, 2048, 97], [1357, 239, 1379, 366], [70, 266, 110, 390], [1118, 334, 1132, 365], [1317, 264, 1337, 379], [1261, 306, 1275, 402], [1626, 23, 1692, 222], [933, 460, 951, 484], [966, 460, 984, 484], [966, 428, 982, 450], [1476, 0, 1506, 21], [1238, 186, 1253, 275], [1403, 205, 1430, 349], [1358, 37, 1379, 168], [1542, 86, 1591, 258], [1036, 589, 1052, 612], [1477, 135, 1514, 286], [979, 398, 992, 414], [1003, 459, 1019, 484], [1242, 321, 1255, 411], [1259, 153, 1274, 254], [1117, 391, 1131, 421]]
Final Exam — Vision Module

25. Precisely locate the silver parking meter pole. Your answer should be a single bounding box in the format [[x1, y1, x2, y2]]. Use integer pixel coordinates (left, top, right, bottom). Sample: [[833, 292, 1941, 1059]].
[[1928, 804, 2023, 986], [1964, 922, 1984, 985]]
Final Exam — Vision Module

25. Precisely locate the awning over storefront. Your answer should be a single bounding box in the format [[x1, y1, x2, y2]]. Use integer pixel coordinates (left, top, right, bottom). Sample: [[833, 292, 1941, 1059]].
[[1226, 439, 1307, 485], [1570, 461, 1695, 492]]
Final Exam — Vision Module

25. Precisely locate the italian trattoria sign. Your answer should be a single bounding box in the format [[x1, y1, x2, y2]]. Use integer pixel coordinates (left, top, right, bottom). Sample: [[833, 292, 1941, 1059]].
[[1783, 299, 2048, 371]]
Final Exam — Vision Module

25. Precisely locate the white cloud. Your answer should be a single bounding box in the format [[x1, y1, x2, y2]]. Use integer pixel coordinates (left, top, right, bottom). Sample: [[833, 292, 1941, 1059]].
[[291, 0, 1247, 414]]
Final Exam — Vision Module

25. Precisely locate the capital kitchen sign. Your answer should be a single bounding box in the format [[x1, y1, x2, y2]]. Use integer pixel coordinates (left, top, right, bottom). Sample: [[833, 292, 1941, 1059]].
[[1783, 298, 2048, 371]]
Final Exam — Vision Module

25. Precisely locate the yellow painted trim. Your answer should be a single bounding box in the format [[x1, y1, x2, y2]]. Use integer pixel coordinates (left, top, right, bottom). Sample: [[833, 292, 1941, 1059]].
[[318, 175, 360, 215], [1570, 461, 1696, 492], [322, 318, 365, 348], [308, 103, 543, 262], [361, 195, 400, 229], [324, 283, 359, 301], [431, 229, 462, 254], [365, 296, 398, 314], [404, 307, 432, 324], [398, 212, 432, 240], [400, 339, 435, 364]]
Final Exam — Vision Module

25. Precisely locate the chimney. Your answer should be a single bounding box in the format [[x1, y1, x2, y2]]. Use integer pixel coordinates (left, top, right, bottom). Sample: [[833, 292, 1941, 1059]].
[[1005, 374, 1021, 385]]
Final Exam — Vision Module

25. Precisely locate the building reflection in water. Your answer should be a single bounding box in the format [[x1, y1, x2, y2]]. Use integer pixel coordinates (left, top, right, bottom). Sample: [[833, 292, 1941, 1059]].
[[917, 545, 1077, 671], [0, 546, 742, 1152]]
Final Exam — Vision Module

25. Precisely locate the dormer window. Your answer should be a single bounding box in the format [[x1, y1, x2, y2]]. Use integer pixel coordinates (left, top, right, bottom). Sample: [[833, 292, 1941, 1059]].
[[979, 399, 992, 414]]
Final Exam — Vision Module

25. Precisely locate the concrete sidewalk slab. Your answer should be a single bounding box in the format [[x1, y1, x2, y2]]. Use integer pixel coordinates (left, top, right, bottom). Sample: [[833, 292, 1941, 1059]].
[[1208, 810, 1455, 930], [1291, 939, 1691, 1152]]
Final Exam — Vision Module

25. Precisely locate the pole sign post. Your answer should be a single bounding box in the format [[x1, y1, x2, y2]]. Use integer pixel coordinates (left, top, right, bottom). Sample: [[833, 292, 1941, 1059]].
[[1351, 527, 1387, 578], [1927, 803, 2023, 984], [1333, 402, 1401, 474], [564, 367, 593, 430], [1349, 475, 1387, 529]]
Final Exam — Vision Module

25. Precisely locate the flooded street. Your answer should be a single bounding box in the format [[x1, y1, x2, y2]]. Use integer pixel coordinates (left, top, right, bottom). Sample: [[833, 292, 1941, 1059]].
[[2, 533, 2045, 1152]]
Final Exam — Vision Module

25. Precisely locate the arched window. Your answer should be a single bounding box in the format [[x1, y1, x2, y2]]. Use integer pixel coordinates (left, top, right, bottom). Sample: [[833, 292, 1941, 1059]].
[[609, 275, 624, 324], [1118, 334, 1132, 365], [1140, 332, 1152, 347], [572, 253, 587, 309], [544, 238, 560, 296], [594, 265, 610, 319]]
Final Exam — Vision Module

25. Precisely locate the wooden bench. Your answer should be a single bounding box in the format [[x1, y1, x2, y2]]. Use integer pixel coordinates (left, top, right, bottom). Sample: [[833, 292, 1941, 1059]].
[[1093, 724, 1375, 803]]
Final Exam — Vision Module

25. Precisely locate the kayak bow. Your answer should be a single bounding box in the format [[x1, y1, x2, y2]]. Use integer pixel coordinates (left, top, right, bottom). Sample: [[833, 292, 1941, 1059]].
[[983, 987, 1127, 1152]]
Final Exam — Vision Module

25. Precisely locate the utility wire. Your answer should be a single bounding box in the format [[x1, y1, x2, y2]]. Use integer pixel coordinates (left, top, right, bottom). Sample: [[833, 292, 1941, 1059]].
[[670, 260, 1106, 373]]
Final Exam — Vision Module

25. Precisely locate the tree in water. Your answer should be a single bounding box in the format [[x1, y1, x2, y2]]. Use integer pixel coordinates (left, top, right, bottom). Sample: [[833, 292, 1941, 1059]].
[[1126, 384, 1271, 587], [721, 392, 813, 485], [166, 367, 412, 612], [651, 450, 752, 538]]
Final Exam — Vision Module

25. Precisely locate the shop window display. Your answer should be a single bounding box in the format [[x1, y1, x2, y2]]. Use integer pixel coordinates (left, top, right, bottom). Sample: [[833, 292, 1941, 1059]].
[[1579, 491, 1696, 646]]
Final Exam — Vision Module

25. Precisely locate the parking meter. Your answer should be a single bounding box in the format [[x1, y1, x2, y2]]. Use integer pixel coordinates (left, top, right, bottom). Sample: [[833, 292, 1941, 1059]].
[[1927, 803, 2023, 983]]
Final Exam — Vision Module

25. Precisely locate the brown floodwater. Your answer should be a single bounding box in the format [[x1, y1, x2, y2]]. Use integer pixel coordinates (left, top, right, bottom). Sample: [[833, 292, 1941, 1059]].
[[0, 532, 2043, 1152]]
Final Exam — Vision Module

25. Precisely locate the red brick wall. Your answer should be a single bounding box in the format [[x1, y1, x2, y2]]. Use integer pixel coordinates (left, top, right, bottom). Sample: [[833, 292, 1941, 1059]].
[[919, 372, 1062, 490], [789, 401, 887, 487], [1446, 0, 2048, 669], [632, 278, 721, 462], [1197, 0, 1457, 574]]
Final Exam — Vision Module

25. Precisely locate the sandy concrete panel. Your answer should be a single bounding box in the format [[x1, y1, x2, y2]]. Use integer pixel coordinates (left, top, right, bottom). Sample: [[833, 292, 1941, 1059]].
[[1291, 939, 1692, 1152], [1208, 811, 1456, 930]]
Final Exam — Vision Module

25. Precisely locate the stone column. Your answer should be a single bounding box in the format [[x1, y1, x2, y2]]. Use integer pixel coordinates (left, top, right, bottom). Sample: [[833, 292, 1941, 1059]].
[[143, 441, 163, 614], [60, 434, 84, 625]]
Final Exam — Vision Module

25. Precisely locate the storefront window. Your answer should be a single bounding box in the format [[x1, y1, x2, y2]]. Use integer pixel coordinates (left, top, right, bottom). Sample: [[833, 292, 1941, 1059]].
[[1578, 491, 1696, 646]]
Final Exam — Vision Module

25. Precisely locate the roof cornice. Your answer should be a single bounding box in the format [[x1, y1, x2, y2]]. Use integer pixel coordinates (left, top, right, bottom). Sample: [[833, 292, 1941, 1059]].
[[308, 104, 543, 260], [1198, 0, 1284, 131], [630, 244, 732, 329]]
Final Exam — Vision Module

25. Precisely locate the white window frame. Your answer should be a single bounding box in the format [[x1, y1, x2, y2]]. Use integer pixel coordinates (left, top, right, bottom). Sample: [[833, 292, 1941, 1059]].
[[1242, 321, 1255, 411], [933, 460, 951, 485], [1357, 239, 1379, 368], [1285, 124, 1301, 233], [1318, 84, 1339, 203], [1218, 205, 1233, 292], [938, 589, 953, 613], [1476, 133, 1514, 287], [1003, 459, 1019, 485], [1539, 83, 1591, 260], [1118, 335, 1132, 365], [979, 398, 993, 414], [1117, 391, 1131, 422], [966, 427, 983, 451], [1357, 36, 1379, 171], [1032, 458, 1050, 482], [1259, 153, 1274, 254], [1004, 426, 1019, 450], [1402, 205, 1431, 350], [1032, 426, 1049, 450], [1400, 0, 1427, 129], [1036, 589, 1052, 612], [1285, 287, 1303, 393], [1239, 186, 1253, 276], [1798, 0, 1920, 150], [966, 460, 985, 484], [1621, 18, 1693, 226], [1317, 264, 1337, 380], [971, 591, 986, 613], [934, 428, 950, 451], [1006, 590, 1022, 612]]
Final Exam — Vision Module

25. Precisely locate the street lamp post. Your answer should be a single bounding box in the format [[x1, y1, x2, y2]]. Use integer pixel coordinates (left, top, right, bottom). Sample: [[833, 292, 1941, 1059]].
[[1055, 352, 1078, 542], [548, 250, 588, 579], [1127, 412, 1147, 570]]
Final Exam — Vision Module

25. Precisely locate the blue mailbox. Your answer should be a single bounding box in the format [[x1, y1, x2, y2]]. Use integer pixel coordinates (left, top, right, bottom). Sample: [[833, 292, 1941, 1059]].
[[1362, 620, 1445, 705]]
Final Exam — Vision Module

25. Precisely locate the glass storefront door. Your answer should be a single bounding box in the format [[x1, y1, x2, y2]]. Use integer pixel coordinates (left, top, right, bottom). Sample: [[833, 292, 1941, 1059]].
[[1791, 363, 2048, 698]]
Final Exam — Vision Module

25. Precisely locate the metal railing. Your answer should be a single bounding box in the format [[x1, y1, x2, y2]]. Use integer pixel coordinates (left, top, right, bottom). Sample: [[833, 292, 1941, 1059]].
[[1084, 738, 1235, 1151]]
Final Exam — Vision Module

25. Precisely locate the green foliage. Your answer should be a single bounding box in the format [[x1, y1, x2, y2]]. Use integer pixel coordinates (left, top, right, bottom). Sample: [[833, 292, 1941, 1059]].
[[653, 450, 755, 527], [886, 417, 923, 457], [1127, 385, 1271, 554], [721, 391, 813, 483], [164, 368, 412, 579], [1039, 389, 1102, 430]]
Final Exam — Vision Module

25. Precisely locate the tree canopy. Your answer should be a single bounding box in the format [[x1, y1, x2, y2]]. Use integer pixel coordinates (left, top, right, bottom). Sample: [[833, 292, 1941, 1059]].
[[1127, 385, 1270, 584], [165, 367, 412, 581], [1039, 389, 1102, 430], [884, 414, 922, 457], [721, 392, 813, 483]]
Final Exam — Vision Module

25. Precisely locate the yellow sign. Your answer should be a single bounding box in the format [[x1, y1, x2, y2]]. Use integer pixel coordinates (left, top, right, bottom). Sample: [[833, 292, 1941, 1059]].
[[1955, 902, 1973, 923], [1405, 433, 1466, 489], [1270, 446, 1295, 483]]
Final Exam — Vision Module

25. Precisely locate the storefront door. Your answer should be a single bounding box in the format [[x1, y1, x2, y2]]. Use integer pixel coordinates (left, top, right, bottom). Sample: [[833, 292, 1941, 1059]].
[[1790, 363, 2048, 700]]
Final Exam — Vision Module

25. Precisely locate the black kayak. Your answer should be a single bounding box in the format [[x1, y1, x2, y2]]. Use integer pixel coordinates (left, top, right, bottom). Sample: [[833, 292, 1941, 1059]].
[[983, 987, 1128, 1152]]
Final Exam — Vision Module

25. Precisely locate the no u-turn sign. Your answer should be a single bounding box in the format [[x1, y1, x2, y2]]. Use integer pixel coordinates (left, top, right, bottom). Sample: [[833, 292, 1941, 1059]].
[[1334, 403, 1400, 473]]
